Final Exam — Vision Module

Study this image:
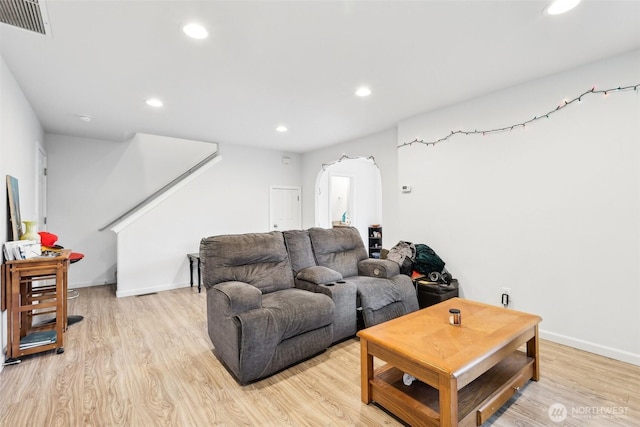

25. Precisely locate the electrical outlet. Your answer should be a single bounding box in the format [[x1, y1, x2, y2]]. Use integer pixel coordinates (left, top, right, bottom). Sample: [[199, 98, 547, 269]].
[[501, 287, 511, 307]]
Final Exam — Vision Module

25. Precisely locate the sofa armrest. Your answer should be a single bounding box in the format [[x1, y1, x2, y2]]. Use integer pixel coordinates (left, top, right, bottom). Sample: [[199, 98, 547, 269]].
[[358, 258, 400, 278], [206, 281, 269, 384], [210, 281, 262, 314], [296, 266, 343, 285]]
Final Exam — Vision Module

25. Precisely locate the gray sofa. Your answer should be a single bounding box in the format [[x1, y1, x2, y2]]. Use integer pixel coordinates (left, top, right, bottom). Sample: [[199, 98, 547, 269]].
[[200, 226, 418, 384]]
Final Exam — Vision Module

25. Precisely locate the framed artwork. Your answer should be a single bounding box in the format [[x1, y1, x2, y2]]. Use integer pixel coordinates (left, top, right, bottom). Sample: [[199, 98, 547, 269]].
[[6, 175, 22, 241]]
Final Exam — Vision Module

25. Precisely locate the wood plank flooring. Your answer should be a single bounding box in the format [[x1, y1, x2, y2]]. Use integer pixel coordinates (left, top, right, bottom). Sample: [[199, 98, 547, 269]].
[[1, 284, 638, 426]]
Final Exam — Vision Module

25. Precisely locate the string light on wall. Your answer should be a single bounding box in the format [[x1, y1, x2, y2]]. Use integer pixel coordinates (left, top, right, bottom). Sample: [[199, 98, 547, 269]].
[[322, 154, 377, 170], [398, 83, 639, 149]]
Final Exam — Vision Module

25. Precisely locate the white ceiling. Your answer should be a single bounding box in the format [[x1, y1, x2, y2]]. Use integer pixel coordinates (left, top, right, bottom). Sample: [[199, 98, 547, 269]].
[[1, 0, 639, 153]]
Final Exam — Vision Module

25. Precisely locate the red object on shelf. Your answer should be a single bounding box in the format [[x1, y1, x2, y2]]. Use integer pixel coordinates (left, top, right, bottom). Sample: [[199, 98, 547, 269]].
[[38, 231, 58, 246], [37, 231, 84, 264], [69, 252, 84, 264]]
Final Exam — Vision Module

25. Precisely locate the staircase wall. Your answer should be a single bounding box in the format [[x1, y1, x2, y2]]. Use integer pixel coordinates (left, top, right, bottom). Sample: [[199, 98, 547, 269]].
[[45, 132, 217, 288], [45, 133, 302, 295], [114, 143, 302, 297]]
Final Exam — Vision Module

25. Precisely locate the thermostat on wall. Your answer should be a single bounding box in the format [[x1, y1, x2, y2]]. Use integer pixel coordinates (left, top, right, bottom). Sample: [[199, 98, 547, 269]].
[[401, 185, 412, 193]]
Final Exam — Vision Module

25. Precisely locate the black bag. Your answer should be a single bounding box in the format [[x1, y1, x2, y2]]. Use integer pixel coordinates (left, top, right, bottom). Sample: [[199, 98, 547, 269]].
[[398, 257, 413, 276]]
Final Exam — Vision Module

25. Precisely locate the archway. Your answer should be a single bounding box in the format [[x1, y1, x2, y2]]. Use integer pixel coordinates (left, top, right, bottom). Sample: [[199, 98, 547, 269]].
[[315, 155, 382, 245]]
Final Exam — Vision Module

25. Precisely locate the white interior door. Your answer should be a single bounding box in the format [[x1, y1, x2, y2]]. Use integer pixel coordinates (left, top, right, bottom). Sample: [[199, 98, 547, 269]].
[[270, 186, 301, 231], [36, 146, 47, 230]]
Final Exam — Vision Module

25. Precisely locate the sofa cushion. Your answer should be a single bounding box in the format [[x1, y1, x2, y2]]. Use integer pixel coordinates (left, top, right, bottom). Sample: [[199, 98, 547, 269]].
[[283, 229, 317, 275], [261, 289, 334, 341], [200, 231, 294, 293], [296, 266, 343, 285], [308, 227, 368, 278]]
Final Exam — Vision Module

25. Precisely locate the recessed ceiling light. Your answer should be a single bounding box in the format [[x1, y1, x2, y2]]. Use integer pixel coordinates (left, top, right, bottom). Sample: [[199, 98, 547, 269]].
[[183, 23, 208, 39], [356, 86, 372, 97], [146, 98, 163, 107], [546, 0, 581, 15], [77, 114, 93, 122], [276, 125, 288, 133]]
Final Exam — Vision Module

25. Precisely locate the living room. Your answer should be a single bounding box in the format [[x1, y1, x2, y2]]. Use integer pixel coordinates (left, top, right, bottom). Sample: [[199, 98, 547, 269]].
[[1, 0, 639, 425]]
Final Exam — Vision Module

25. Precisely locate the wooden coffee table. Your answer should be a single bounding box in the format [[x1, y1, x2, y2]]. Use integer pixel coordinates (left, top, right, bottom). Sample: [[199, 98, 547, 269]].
[[357, 298, 541, 426]]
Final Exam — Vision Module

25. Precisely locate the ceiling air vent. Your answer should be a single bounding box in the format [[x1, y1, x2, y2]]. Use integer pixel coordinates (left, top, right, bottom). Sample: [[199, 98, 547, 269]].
[[0, 0, 51, 36]]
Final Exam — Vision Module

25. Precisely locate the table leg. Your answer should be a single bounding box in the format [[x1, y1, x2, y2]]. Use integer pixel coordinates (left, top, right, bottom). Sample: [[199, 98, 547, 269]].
[[197, 258, 202, 293], [189, 257, 194, 288], [360, 338, 373, 403], [527, 324, 540, 381], [9, 273, 20, 359], [439, 374, 458, 426]]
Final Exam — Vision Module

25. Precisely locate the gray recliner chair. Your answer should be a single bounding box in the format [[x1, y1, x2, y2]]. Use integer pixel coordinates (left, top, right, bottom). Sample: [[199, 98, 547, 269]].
[[285, 227, 419, 342], [308, 227, 419, 329], [200, 231, 334, 385]]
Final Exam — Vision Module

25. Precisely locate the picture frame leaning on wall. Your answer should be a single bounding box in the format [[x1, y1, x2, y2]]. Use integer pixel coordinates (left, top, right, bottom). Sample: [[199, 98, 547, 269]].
[[6, 175, 22, 241]]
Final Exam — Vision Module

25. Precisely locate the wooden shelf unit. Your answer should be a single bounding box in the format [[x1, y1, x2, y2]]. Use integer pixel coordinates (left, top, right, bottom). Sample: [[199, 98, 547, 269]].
[[2, 250, 71, 360], [368, 226, 382, 258]]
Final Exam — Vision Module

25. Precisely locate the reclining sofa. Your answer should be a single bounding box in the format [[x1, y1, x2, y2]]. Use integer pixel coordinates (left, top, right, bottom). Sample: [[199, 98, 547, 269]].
[[200, 226, 418, 384]]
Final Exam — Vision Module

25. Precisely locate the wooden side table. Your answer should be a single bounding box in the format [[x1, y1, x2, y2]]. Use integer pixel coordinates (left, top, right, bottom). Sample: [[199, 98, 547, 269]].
[[2, 250, 71, 361], [187, 253, 202, 293]]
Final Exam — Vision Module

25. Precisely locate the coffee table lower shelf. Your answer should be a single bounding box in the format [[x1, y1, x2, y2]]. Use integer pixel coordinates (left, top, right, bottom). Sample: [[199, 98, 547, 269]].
[[370, 351, 534, 427]]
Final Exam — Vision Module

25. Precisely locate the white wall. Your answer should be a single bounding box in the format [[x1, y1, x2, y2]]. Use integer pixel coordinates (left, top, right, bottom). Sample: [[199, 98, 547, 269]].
[[45, 133, 217, 288], [397, 50, 640, 364], [115, 143, 302, 296], [301, 128, 402, 246], [0, 55, 44, 369]]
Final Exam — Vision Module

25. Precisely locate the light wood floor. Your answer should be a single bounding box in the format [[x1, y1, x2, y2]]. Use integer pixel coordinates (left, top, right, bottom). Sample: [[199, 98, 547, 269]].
[[1, 284, 638, 426]]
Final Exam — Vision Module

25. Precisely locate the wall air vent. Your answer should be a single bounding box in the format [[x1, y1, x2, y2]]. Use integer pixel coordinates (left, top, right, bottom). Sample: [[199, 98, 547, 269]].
[[0, 0, 51, 36]]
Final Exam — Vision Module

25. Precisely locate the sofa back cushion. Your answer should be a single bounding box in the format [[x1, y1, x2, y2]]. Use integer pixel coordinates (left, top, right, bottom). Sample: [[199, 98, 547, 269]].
[[283, 229, 317, 275], [308, 227, 368, 278], [200, 231, 294, 294]]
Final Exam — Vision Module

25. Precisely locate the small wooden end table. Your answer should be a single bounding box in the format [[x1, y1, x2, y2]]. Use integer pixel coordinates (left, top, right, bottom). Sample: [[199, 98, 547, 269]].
[[358, 298, 541, 426]]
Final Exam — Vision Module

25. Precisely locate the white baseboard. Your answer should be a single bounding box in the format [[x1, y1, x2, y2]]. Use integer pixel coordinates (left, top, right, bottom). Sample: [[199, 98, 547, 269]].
[[115, 282, 190, 298], [540, 329, 640, 366], [68, 281, 114, 289]]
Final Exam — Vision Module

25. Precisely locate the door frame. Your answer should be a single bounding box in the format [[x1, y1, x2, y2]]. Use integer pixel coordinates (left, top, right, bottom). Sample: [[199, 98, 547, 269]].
[[36, 144, 47, 230]]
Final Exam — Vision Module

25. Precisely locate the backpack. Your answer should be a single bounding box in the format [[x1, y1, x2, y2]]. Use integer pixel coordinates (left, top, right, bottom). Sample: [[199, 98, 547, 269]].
[[387, 241, 416, 275]]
